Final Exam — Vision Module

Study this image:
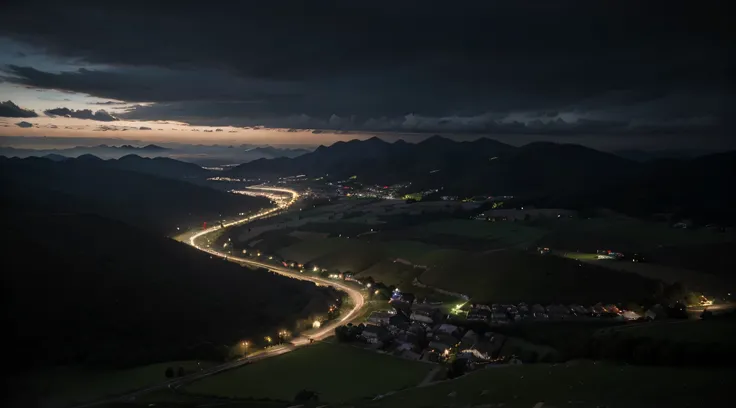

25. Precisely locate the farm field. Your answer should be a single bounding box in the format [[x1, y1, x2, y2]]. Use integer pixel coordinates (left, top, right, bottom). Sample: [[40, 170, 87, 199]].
[[599, 319, 736, 345], [412, 219, 547, 245], [222, 198, 734, 305], [418, 250, 657, 304], [361, 362, 735, 408], [565, 252, 731, 296], [276, 236, 450, 272], [358, 260, 423, 287], [185, 343, 433, 403], [536, 217, 733, 253], [648, 242, 736, 279]]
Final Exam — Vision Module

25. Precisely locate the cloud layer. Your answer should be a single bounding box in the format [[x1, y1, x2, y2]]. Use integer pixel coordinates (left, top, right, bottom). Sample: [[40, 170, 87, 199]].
[[0, 100, 38, 118], [44, 107, 118, 121], [0, 0, 731, 142]]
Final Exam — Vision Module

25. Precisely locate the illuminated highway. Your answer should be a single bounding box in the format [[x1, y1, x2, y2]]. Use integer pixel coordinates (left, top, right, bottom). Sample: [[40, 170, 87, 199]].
[[188, 186, 366, 343], [73, 185, 365, 407]]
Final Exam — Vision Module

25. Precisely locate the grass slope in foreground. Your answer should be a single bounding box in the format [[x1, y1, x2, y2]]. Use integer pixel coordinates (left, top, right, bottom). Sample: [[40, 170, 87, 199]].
[[29, 361, 214, 408], [363, 362, 734, 408], [185, 342, 433, 403]]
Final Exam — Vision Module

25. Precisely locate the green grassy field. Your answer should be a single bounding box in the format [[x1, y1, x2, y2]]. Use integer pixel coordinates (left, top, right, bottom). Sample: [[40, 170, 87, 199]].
[[413, 219, 547, 246], [28, 360, 213, 407], [491, 321, 628, 362], [359, 260, 423, 286], [563, 252, 600, 261], [254, 215, 730, 305], [277, 236, 447, 272], [498, 336, 560, 362], [277, 237, 358, 263], [565, 251, 730, 295], [648, 242, 736, 279], [382, 240, 446, 262], [278, 234, 657, 304], [362, 362, 735, 408], [418, 249, 657, 304], [185, 343, 433, 403], [536, 217, 733, 253], [599, 319, 736, 345]]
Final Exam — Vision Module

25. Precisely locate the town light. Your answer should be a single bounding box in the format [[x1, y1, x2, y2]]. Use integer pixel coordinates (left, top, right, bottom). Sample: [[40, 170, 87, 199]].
[[313, 320, 321, 328], [366, 283, 372, 288]]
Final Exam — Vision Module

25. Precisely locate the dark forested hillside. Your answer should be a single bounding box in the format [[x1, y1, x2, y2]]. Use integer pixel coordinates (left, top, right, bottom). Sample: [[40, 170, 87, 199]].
[[0, 156, 269, 234], [229, 137, 734, 223], [2, 210, 334, 370]]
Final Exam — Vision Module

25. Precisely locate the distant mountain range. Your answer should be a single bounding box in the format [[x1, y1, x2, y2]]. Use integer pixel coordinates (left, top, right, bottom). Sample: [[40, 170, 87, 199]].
[[0, 155, 269, 233], [230, 136, 735, 223], [245, 146, 311, 159], [613, 149, 720, 162], [5, 151, 211, 181], [0, 142, 310, 166], [1, 143, 168, 156], [231, 136, 632, 194]]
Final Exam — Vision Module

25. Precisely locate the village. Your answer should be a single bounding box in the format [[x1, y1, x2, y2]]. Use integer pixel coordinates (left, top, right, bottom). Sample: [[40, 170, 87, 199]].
[[330, 286, 682, 374]]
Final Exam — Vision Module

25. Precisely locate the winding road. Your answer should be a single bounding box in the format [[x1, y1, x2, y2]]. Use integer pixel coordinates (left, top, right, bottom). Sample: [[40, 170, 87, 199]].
[[74, 186, 365, 407], [188, 186, 365, 343]]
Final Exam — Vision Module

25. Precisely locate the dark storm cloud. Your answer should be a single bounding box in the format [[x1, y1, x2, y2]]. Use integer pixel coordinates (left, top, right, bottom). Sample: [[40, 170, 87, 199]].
[[44, 107, 118, 121], [89, 100, 127, 106], [0, 0, 731, 138], [0, 100, 38, 118]]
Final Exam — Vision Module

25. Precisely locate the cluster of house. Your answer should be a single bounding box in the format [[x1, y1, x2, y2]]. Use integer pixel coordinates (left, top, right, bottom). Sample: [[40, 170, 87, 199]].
[[463, 302, 643, 323], [363, 304, 525, 368], [354, 293, 680, 369], [363, 308, 468, 363]]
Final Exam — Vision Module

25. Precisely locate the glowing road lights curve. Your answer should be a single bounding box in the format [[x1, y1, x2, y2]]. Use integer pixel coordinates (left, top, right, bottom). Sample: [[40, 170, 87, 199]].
[[69, 186, 364, 408], [187, 185, 365, 346]]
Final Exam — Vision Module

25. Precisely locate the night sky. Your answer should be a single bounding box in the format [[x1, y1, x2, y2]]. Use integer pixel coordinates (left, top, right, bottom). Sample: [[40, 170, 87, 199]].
[[0, 1, 731, 149]]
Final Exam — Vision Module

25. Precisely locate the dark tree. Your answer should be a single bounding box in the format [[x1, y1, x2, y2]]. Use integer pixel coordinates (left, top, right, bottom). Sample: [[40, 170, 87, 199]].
[[667, 302, 688, 319], [177, 366, 185, 377], [334, 326, 349, 342], [165, 367, 174, 378], [294, 389, 319, 403], [447, 358, 468, 379]]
